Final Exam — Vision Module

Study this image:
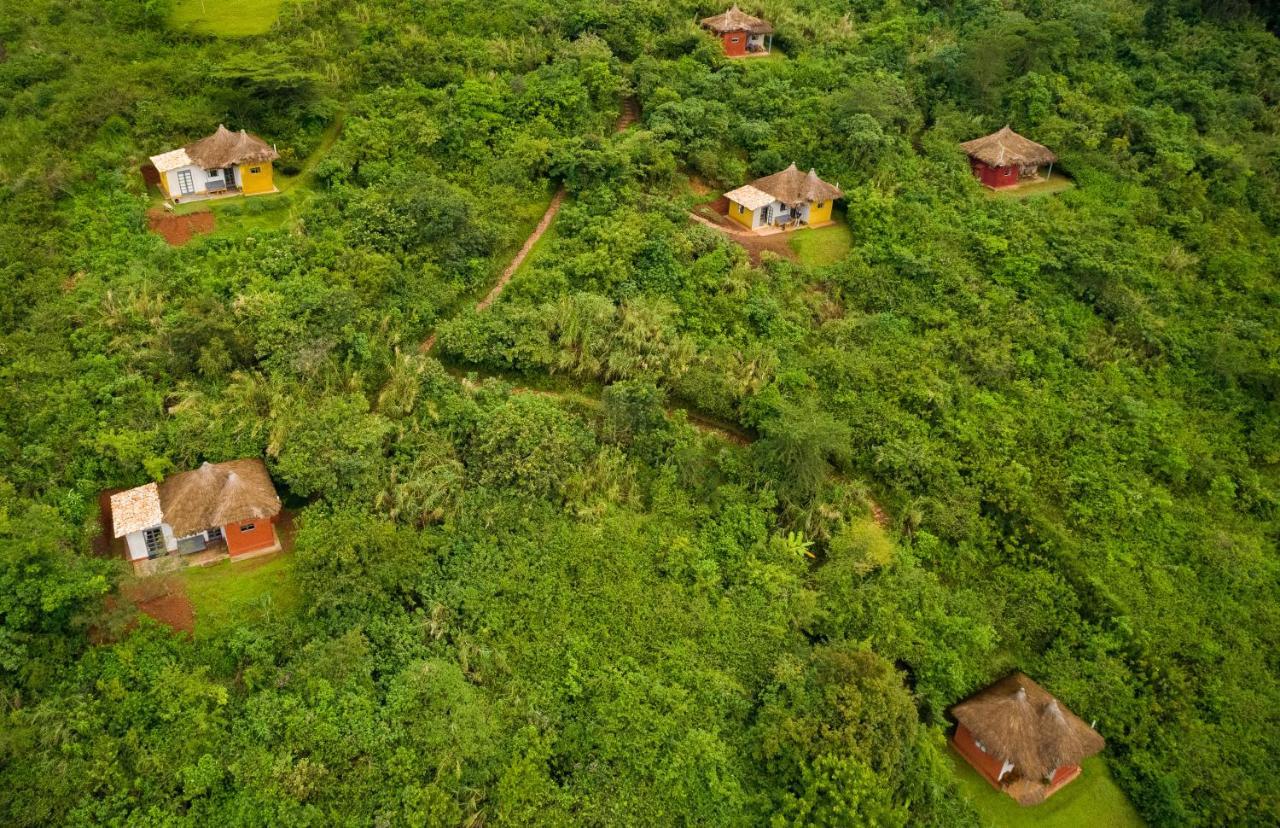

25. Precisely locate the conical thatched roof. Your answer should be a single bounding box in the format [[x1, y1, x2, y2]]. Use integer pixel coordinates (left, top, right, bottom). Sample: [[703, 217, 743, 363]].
[[701, 5, 773, 34], [158, 459, 281, 536], [952, 673, 1104, 781], [184, 125, 279, 169], [960, 126, 1056, 167], [748, 162, 842, 203]]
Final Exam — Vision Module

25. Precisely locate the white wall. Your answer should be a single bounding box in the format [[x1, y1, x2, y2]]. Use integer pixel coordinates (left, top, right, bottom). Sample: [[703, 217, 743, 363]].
[[165, 164, 240, 197], [755, 199, 812, 227], [123, 523, 177, 559], [124, 531, 149, 561]]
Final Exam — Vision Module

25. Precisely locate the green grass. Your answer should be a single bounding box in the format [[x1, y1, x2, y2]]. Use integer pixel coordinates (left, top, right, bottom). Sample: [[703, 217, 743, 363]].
[[986, 171, 1075, 200], [181, 552, 299, 639], [169, 0, 284, 37], [949, 751, 1144, 828], [788, 219, 854, 266]]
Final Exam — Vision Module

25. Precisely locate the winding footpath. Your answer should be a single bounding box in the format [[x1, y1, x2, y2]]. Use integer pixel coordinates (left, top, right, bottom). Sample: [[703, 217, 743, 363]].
[[420, 99, 640, 354]]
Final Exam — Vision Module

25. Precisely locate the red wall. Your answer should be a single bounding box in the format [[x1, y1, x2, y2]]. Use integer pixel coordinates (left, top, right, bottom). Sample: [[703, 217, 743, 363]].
[[952, 724, 1008, 787], [224, 516, 277, 556], [970, 158, 1021, 188], [720, 31, 748, 56], [1050, 763, 1080, 787]]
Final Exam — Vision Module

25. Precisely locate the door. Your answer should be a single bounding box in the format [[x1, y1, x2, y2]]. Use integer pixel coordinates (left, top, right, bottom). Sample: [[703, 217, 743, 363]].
[[176, 169, 195, 195], [224, 166, 238, 187], [762, 205, 773, 225], [142, 526, 165, 558]]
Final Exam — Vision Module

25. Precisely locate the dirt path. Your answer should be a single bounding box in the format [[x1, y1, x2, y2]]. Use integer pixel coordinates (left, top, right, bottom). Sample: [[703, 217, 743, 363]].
[[479, 188, 565, 313], [688, 209, 796, 263], [422, 98, 642, 354], [615, 96, 640, 131]]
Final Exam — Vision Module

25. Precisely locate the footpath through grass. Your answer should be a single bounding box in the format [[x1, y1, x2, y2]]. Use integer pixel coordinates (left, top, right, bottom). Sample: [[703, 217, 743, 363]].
[[948, 751, 1144, 828], [181, 552, 299, 639], [169, 0, 284, 37]]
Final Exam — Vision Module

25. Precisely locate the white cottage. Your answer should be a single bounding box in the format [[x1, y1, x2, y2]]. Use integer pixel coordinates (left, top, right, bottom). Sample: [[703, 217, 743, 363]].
[[148, 125, 280, 203]]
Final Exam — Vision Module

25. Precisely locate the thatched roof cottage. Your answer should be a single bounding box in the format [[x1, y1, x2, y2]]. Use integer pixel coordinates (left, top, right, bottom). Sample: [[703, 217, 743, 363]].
[[700, 5, 774, 56], [723, 163, 842, 233], [111, 459, 282, 566], [148, 125, 280, 203], [950, 672, 1105, 805], [960, 126, 1057, 189]]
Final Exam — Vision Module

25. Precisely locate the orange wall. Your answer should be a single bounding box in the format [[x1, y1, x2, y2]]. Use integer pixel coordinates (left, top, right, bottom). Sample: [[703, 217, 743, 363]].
[[224, 516, 276, 556], [720, 31, 748, 56], [952, 725, 1007, 788]]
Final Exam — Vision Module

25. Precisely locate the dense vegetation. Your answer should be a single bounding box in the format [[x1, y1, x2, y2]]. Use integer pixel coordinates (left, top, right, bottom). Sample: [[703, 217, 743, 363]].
[[2, 0, 1278, 824]]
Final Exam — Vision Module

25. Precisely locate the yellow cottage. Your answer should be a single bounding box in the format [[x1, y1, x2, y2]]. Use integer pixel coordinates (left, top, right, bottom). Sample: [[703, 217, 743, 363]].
[[149, 125, 279, 204], [723, 163, 842, 232]]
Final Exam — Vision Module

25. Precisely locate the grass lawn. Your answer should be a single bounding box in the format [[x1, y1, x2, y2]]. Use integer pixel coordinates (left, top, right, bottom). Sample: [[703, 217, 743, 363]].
[[789, 219, 854, 266], [948, 751, 1144, 828], [169, 0, 284, 37], [986, 171, 1075, 200], [181, 552, 299, 639]]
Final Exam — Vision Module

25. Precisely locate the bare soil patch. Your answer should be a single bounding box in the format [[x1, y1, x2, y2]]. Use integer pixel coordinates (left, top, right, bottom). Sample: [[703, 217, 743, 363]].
[[147, 207, 215, 246], [122, 575, 195, 633], [689, 211, 796, 264]]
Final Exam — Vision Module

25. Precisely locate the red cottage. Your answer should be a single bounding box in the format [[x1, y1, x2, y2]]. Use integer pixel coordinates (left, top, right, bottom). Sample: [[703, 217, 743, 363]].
[[960, 126, 1057, 189], [950, 672, 1105, 806], [700, 5, 774, 57]]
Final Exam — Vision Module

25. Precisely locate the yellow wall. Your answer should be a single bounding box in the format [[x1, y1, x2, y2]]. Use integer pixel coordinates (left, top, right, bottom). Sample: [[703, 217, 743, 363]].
[[728, 200, 755, 229], [809, 199, 833, 225], [239, 162, 276, 196]]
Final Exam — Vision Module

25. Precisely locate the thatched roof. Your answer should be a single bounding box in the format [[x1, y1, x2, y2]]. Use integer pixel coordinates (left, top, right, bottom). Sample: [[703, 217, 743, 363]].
[[111, 483, 164, 537], [183, 125, 279, 169], [952, 673, 1104, 781], [960, 126, 1056, 167], [701, 5, 773, 34], [158, 459, 281, 536], [746, 162, 842, 204]]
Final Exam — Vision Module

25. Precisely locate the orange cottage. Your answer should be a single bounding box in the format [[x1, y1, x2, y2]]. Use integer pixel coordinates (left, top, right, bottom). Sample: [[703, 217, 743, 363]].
[[950, 672, 1105, 806]]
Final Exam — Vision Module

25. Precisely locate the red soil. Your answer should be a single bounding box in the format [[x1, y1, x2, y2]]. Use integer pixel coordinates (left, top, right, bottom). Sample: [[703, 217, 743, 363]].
[[122, 576, 195, 634], [147, 208, 215, 246]]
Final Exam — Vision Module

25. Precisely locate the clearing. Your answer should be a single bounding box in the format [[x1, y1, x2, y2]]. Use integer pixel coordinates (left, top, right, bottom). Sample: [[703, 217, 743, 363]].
[[788, 219, 854, 266], [147, 207, 215, 246], [181, 551, 299, 639], [948, 751, 1143, 828], [985, 171, 1075, 200], [150, 116, 343, 244], [169, 0, 284, 37]]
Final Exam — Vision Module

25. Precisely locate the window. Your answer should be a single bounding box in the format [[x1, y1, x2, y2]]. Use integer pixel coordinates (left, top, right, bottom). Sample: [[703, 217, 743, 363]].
[[738, 203, 745, 214], [208, 526, 223, 542], [143, 526, 165, 556], [241, 522, 256, 532], [176, 169, 195, 195], [730, 36, 739, 42], [249, 166, 261, 174], [817, 201, 825, 208]]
